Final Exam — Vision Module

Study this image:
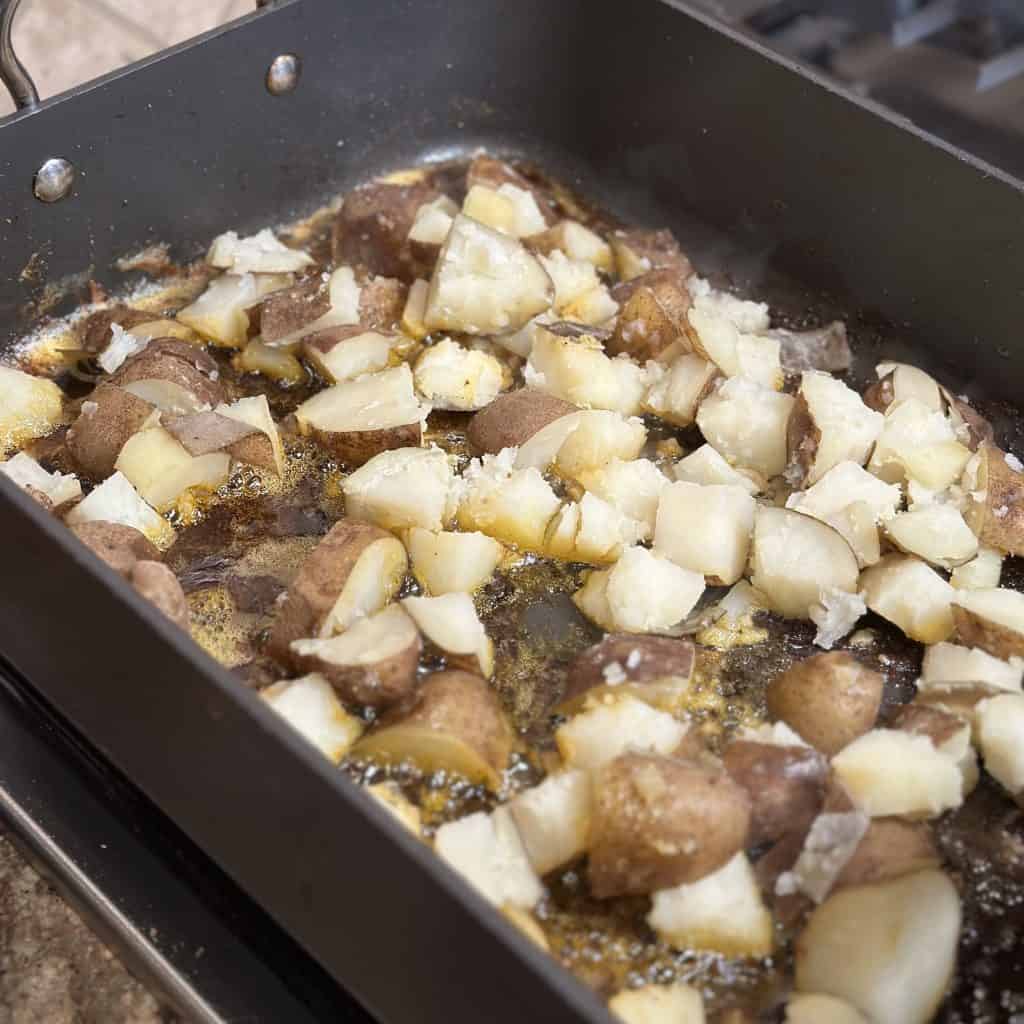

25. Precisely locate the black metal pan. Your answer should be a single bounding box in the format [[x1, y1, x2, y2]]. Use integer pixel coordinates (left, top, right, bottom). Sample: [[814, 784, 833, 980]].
[[2, 1, 1024, 1021]]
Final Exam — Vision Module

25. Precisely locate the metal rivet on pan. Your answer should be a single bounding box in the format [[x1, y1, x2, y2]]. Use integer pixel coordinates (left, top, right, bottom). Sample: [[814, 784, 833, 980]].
[[33, 157, 76, 203], [266, 53, 301, 96]]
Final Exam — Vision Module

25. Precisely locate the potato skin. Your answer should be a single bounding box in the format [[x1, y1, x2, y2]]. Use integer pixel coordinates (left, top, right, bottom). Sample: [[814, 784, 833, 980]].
[[607, 270, 694, 362], [785, 392, 820, 488], [293, 635, 421, 709], [949, 398, 994, 452], [66, 383, 155, 479], [70, 521, 163, 577], [834, 818, 940, 890], [965, 444, 1024, 556], [723, 740, 827, 846], [466, 388, 576, 455], [862, 373, 896, 414], [358, 275, 408, 331], [76, 305, 154, 354], [888, 704, 965, 749], [465, 156, 556, 226], [309, 422, 422, 468], [332, 182, 441, 281], [227, 432, 279, 474], [259, 276, 330, 343], [766, 652, 884, 756], [130, 560, 189, 630], [266, 520, 395, 660], [110, 338, 225, 409], [952, 604, 1024, 660], [609, 228, 692, 281], [588, 753, 751, 898]]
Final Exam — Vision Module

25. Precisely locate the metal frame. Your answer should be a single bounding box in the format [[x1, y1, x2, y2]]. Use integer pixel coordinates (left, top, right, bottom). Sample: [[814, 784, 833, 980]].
[[3, 1, 1024, 1020]]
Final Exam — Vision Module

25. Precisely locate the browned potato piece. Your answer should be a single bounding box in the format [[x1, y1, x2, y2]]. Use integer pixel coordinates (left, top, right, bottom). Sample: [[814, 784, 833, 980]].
[[110, 338, 225, 409], [723, 741, 828, 846], [163, 411, 257, 456], [130, 560, 189, 630], [887, 704, 966, 749], [259, 276, 330, 343], [66, 383, 155, 479], [75, 305, 155, 354], [225, 432, 279, 475], [70, 521, 162, 577], [609, 227, 692, 282], [331, 181, 441, 281], [358, 275, 408, 330], [952, 588, 1024, 660], [354, 670, 512, 789], [465, 155, 556, 226], [266, 520, 407, 660], [558, 634, 696, 714], [833, 818, 940, 890], [290, 604, 421, 708], [914, 682, 1004, 731], [588, 753, 751, 898], [766, 653, 884, 756], [964, 444, 1024, 556], [466, 388, 577, 455], [861, 374, 895, 415], [606, 270, 694, 362]]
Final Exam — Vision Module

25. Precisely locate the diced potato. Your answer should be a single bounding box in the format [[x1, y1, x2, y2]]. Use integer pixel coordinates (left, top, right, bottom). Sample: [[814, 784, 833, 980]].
[[574, 546, 705, 634], [462, 184, 547, 239], [859, 556, 955, 644], [547, 493, 645, 565], [262, 673, 363, 763], [610, 227, 691, 283], [774, 810, 869, 904], [784, 994, 868, 1024], [919, 642, 1022, 692], [609, 984, 706, 1024], [402, 592, 494, 677], [424, 214, 553, 335], [867, 398, 966, 487], [522, 410, 647, 479], [688, 278, 770, 332], [343, 446, 453, 532], [234, 339, 304, 383], [976, 693, 1024, 796], [1, 452, 81, 507], [695, 377, 795, 479], [751, 507, 859, 620], [115, 427, 230, 512], [555, 694, 689, 772], [0, 364, 64, 456], [687, 303, 781, 389], [538, 251, 603, 311], [303, 328, 409, 383], [216, 394, 285, 476], [562, 283, 619, 327], [811, 588, 867, 650], [643, 353, 719, 426], [794, 871, 960, 1024], [434, 808, 543, 910], [501, 905, 549, 951], [576, 458, 669, 539], [274, 267, 365, 348], [63, 471, 175, 550], [207, 228, 313, 274], [884, 505, 978, 570], [401, 279, 430, 341], [176, 271, 292, 348], [647, 852, 773, 958], [530, 219, 612, 271], [831, 729, 963, 818], [407, 195, 459, 245], [404, 528, 503, 594], [527, 329, 649, 416], [673, 444, 761, 494], [508, 770, 592, 875], [963, 444, 1024, 556], [654, 482, 756, 585], [951, 586, 1024, 660], [865, 361, 942, 414], [456, 451, 562, 552], [366, 782, 422, 837], [788, 372, 883, 487], [413, 338, 506, 411], [950, 545, 1003, 590]]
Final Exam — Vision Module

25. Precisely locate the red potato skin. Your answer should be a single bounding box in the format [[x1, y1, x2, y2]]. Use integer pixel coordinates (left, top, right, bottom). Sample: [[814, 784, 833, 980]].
[[466, 388, 577, 455]]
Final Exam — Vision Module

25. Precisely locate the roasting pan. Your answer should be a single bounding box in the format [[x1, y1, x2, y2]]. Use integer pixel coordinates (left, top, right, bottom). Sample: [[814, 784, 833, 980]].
[[2, 1, 1024, 1021]]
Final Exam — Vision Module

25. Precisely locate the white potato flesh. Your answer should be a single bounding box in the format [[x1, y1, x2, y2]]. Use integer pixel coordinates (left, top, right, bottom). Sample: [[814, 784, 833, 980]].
[[407, 195, 459, 245], [492, 311, 556, 359], [951, 546, 1003, 590], [291, 603, 417, 669], [544, 220, 613, 271], [687, 298, 781, 390], [562, 284, 619, 327], [647, 852, 773, 958], [456, 452, 562, 552], [545, 501, 581, 560], [97, 324, 149, 374], [867, 398, 964, 487], [402, 592, 494, 677], [404, 528, 503, 594], [1, 452, 81, 506], [538, 251, 603, 312], [785, 994, 868, 1024], [262, 673, 363, 763], [884, 504, 979, 569], [576, 458, 669, 539], [413, 338, 506, 411], [508, 770, 592, 875], [366, 781, 422, 837], [794, 870, 960, 1024], [552, 493, 645, 565], [920, 642, 1022, 692], [775, 811, 869, 904], [673, 444, 761, 494], [875, 361, 943, 412], [216, 394, 285, 476], [643, 353, 719, 427], [609, 984, 706, 1024], [424, 214, 553, 334], [306, 330, 405, 383], [434, 808, 543, 910], [549, 412, 647, 478], [831, 729, 963, 818], [654, 482, 755, 585], [810, 587, 867, 650], [64, 471, 175, 550], [207, 228, 313, 274], [319, 536, 408, 636], [751, 507, 859, 620], [952, 587, 1024, 651], [860, 556, 955, 644], [976, 693, 1024, 795], [555, 694, 689, 772], [401, 279, 430, 341], [527, 330, 649, 416], [267, 267, 363, 347], [115, 427, 231, 512], [462, 184, 546, 239], [122, 379, 208, 415], [689, 279, 770, 333], [342, 446, 453, 532], [796, 372, 884, 485], [742, 720, 809, 747], [0, 364, 64, 456], [695, 377, 796, 479], [295, 364, 426, 435], [512, 412, 584, 471], [735, 334, 783, 390], [177, 271, 293, 348]]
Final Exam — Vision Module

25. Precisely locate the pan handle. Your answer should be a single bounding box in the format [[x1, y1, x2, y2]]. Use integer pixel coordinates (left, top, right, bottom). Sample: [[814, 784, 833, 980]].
[[0, 0, 39, 110]]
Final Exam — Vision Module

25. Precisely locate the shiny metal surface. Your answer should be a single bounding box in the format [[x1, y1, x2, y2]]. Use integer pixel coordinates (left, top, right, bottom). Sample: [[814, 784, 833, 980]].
[[266, 52, 301, 94], [32, 155, 74, 202]]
